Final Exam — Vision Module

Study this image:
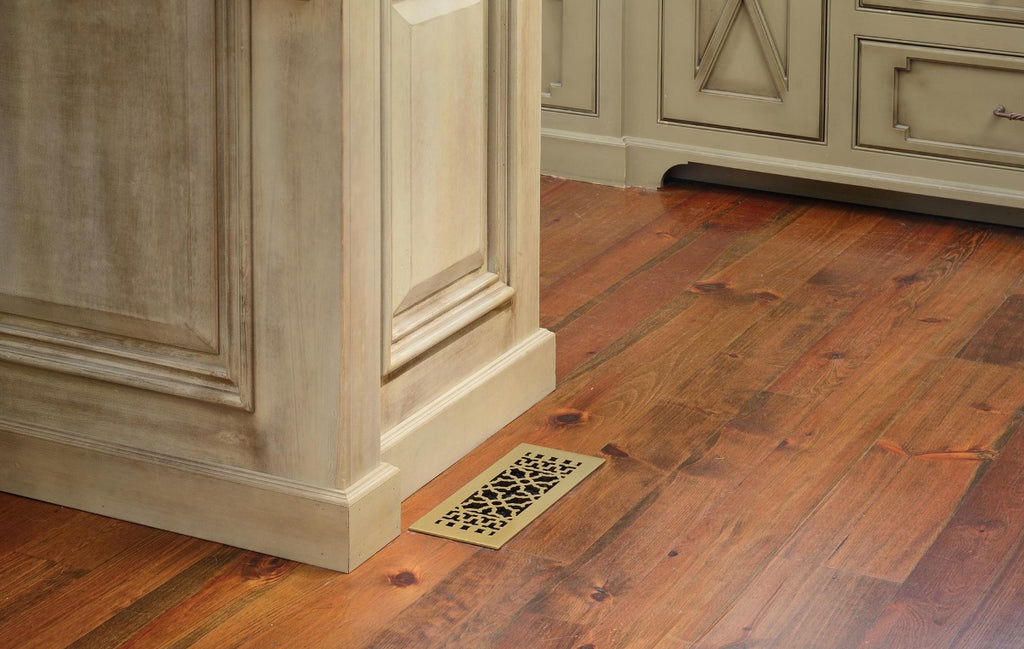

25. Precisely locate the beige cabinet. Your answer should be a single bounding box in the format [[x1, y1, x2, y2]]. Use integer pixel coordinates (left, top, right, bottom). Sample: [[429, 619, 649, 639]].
[[0, 0, 551, 572], [542, 0, 1024, 223]]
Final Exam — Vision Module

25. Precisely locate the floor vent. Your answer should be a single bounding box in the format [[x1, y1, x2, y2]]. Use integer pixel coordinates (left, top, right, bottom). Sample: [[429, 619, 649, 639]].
[[409, 444, 604, 549]]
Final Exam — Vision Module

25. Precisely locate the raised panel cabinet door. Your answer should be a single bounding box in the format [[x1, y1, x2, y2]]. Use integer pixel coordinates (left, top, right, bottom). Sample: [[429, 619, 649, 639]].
[[385, 0, 515, 371], [660, 0, 826, 139], [0, 0, 252, 407], [542, 0, 599, 113]]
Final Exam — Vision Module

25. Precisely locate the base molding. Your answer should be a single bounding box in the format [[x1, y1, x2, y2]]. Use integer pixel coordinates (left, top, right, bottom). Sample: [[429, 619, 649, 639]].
[[382, 329, 557, 498], [541, 130, 1024, 225], [541, 128, 627, 186], [0, 328, 556, 571], [623, 137, 1024, 210], [0, 419, 400, 572]]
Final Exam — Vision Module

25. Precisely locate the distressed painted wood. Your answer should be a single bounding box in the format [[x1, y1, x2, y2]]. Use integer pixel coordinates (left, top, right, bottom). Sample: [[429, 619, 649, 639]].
[[0, 0, 252, 407], [0, 0, 550, 573]]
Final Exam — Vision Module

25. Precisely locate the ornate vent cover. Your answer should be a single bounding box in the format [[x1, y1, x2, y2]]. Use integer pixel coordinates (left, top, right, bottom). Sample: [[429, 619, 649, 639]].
[[409, 444, 604, 549]]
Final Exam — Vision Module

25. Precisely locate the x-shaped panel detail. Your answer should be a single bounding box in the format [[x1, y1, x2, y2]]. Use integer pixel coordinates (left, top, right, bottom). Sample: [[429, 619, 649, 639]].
[[696, 0, 788, 97]]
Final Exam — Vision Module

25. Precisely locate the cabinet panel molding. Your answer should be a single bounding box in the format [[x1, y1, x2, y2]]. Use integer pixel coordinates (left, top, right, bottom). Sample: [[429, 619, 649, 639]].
[[0, 0, 253, 409], [660, 0, 826, 139], [385, 0, 516, 373], [541, 0, 599, 113], [389, 0, 488, 315], [859, 0, 1024, 25], [857, 40, 1024, 168]]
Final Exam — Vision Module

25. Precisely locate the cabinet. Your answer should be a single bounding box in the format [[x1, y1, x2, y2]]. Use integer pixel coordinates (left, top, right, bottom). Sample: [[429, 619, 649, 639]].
[[542, 0, 1024, 223], [0, 0, 551, 572]]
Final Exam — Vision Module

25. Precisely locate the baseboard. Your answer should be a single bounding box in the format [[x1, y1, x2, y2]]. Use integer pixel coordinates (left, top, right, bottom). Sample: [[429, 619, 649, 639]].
[[666, 163, 1024, 228], [0, 328, 557, 570], [540, 130, 1024, 225], [623, 137, 1024, 219], [0, 419, 401, 572], [382, 329, 557, 499], [541, 128, 627, 186]]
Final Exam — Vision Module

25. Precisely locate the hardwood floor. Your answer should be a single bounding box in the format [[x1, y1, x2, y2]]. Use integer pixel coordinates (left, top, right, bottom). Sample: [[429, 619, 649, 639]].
[[3, 177, 1024, 648]]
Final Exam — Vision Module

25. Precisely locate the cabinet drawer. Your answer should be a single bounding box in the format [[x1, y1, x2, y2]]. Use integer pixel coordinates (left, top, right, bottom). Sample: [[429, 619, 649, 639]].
[[857, 40, 1024, 168], [859, 0, 1024, 25]]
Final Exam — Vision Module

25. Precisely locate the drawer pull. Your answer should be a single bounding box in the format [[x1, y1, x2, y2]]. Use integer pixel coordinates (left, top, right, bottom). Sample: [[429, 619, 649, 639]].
[[994, 106, 1024, 121]]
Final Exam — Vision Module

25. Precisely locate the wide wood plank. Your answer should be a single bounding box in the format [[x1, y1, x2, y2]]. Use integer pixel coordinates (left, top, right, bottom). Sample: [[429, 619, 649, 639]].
[[689, 558, 899, 649], [0, 498, 80, 557], [566, 356, 948, 648], [958, 293, 1024, 367], [948, 537, 1024, 649], [0, 552, 84, 627], [362, 550, 564, 649], [540, 184, 747, 329], [186, 533, 478, 649], [554, 200, 880, 396], [15, 509, 159, 571], [550, 190, 793, 379], [784, 361, 1024, 582], [538, 179, 698, 290], [4, 179, 1024, 649], [859, 417, 1024, 649], [0, 533, 215, 649], [66, 546, 251, 649]]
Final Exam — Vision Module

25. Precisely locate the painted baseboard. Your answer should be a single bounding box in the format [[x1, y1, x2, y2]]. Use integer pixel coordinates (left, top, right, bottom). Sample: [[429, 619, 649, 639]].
[[0, 328, 557, 571], [624, 137, 1024, 209], [541, 131, 1024, 224], [541, 128, 627, 186], [0, 419, 401, 572], [382, 328, 557, 499]]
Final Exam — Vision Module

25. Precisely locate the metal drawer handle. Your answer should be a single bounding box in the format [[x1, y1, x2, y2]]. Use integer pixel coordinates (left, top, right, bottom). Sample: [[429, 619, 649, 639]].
[[994, 106, 1024, 121]]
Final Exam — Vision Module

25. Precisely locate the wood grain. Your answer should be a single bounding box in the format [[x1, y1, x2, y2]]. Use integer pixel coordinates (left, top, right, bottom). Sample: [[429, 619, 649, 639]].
[[688, 558, 899, 649], [783, 361, 1024, 582], [859, 416, 1024, 649], [549, 189, 791, 379], [4, 179, 1024, 649], [538, 179, 700, 291], [958, 294, 1024, 367], [0, 534, 215, 649], [948, 536, 1024, 649], [540, 183, 745, 328]]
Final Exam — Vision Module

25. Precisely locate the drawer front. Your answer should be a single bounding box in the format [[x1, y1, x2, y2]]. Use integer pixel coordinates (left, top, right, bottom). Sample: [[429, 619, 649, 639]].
[[857, 40, 1024, 168], [859, 0, 1024, 25]]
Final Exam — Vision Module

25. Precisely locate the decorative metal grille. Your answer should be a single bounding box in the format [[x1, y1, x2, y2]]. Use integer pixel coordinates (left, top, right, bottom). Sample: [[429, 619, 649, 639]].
[[435, 451, 585, 536], [409, 444, 604, 549]]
